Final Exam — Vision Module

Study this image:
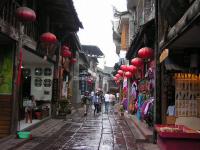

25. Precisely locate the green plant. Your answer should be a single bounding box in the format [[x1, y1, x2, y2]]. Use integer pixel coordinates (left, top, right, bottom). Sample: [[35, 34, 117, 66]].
[[119, 105, 124, 112], [58, 99, 72, 115]]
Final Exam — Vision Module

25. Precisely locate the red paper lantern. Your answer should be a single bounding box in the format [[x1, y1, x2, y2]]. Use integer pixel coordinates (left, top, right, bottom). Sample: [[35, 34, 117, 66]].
[[62, 49, 71, 57], [127, 65, 137, 74], [120, 65, 128, 72], [16, 7, 36, 22], [70, 58, 77, 64], [40, 32, 57, 43], [62, 45, 70, 51], [125, 71, 132, 78], [115, 74, 121, 78], [131, 57, 143, 67], [138, 47, 153, 59], [113, 77, 118, 81], [117, 70, 123, 76], [62, 46, 71, 57]]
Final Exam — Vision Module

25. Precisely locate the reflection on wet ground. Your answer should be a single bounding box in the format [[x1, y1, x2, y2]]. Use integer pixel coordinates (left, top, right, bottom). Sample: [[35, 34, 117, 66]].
[[32, 107, 137, 150]]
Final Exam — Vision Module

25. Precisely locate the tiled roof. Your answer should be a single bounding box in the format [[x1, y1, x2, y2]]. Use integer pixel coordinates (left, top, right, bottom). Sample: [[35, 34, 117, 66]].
[[81, 45, 104, 57]]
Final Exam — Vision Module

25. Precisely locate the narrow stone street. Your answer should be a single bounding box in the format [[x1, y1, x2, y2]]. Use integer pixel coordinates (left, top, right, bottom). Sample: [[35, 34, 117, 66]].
[[1, 105, 159, 150], [11, 106, 137, 150]]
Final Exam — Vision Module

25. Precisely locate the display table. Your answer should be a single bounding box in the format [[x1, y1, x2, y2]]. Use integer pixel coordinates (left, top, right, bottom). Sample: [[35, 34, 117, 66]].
[[155, 124, 200, 150]]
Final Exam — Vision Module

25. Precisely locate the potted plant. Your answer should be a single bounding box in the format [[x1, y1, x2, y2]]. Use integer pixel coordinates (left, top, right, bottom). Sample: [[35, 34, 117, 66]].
[[119, 104, 125, 116]]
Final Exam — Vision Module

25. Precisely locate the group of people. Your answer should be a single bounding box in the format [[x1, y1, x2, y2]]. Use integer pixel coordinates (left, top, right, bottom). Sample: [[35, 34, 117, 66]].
[[81, 90, 117, 116]]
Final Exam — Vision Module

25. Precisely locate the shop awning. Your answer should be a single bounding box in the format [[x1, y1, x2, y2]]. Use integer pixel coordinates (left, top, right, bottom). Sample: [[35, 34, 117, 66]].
[[126, 19, 155, 60], [22, 48, 54, 66], [160, 0, 200, 50]]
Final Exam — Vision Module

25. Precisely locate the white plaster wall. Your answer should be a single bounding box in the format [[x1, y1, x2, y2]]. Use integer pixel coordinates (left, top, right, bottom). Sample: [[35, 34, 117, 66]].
[[25, 64, 54, 101]]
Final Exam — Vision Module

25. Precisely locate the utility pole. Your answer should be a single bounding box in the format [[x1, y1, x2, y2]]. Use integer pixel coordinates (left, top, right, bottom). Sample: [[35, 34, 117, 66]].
[[11, 22, 24, 133], [153, 0, 161, 143]]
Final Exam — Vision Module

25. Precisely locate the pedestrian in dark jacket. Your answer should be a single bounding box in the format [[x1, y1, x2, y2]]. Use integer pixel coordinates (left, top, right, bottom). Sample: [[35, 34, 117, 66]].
[[92, 93, 100, 116], [81, 91, 90, 116]]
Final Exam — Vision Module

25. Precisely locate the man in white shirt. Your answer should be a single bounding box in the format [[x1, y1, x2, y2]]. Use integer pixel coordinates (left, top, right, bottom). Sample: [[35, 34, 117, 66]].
[[104, 91, 110, 114], [116, 92, 119, 102]]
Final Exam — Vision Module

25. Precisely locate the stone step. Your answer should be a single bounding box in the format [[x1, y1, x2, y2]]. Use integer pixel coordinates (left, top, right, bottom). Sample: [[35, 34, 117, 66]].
[[131, 115, 153, 142], [124, 116, 147, 143]]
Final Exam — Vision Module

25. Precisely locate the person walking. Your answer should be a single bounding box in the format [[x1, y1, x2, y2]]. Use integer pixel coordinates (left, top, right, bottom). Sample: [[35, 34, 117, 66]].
[[104, 91, 110, 114], [93, 92, 100, 116], [99, 91, 104, 112], [81, 91, 90, 116], [116, 92, 119, 103], [25, 95, 36, 123]]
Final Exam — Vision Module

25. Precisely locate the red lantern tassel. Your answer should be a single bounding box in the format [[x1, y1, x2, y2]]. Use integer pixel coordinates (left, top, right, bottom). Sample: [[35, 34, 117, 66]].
[[17, 48, 22, 86]]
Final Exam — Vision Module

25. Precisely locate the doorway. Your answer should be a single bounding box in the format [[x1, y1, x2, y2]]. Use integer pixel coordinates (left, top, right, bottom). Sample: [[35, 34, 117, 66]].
[[19, 69, 31, 120]]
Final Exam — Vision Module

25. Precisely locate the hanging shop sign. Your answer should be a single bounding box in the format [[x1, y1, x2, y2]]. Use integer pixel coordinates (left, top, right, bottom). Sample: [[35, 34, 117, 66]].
[[159, 49, 169, 63]]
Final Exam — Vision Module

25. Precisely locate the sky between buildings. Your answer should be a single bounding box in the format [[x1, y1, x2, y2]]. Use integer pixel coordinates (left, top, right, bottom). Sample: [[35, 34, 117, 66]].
[[73, 0, 127, 69]]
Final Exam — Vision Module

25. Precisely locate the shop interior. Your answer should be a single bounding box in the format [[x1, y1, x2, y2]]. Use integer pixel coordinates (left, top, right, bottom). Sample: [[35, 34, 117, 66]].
[[163, 51, 200, 131], [18, 49, 53, 130]]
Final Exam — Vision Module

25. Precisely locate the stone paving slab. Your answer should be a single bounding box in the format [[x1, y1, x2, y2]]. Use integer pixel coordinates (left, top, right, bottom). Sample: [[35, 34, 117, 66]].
[[0, 107, 85, 150], [0, 104, 161, 150]]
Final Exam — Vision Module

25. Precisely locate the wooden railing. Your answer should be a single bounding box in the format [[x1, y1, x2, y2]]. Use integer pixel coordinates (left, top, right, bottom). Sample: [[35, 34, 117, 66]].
[[0, 0, 19, 29], [0, 0, 39, 41]]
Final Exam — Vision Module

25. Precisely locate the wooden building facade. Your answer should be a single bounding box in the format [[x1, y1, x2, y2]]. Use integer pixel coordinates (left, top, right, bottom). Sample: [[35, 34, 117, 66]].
[[0, 0, 82, 138]]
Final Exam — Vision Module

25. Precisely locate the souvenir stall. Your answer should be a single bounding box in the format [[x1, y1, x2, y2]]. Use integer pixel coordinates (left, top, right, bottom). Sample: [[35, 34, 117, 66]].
[[130, 47, 155, 127], [134, 63, 155, 127], [155, 73, 200, 150]]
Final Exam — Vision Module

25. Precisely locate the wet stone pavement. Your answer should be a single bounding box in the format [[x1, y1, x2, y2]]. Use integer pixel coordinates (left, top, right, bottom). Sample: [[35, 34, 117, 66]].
[[14, 107, 139, 150]]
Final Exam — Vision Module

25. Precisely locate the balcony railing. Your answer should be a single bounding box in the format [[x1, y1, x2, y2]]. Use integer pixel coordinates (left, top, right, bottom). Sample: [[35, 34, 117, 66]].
[[0, 0, 39, 42]]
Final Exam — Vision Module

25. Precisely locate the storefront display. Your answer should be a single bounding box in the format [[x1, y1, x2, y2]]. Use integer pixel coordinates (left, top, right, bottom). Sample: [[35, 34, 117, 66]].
[[155, 72, 200, 150], [175, 73, 200, 117], [155, 124, 200, 150]]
